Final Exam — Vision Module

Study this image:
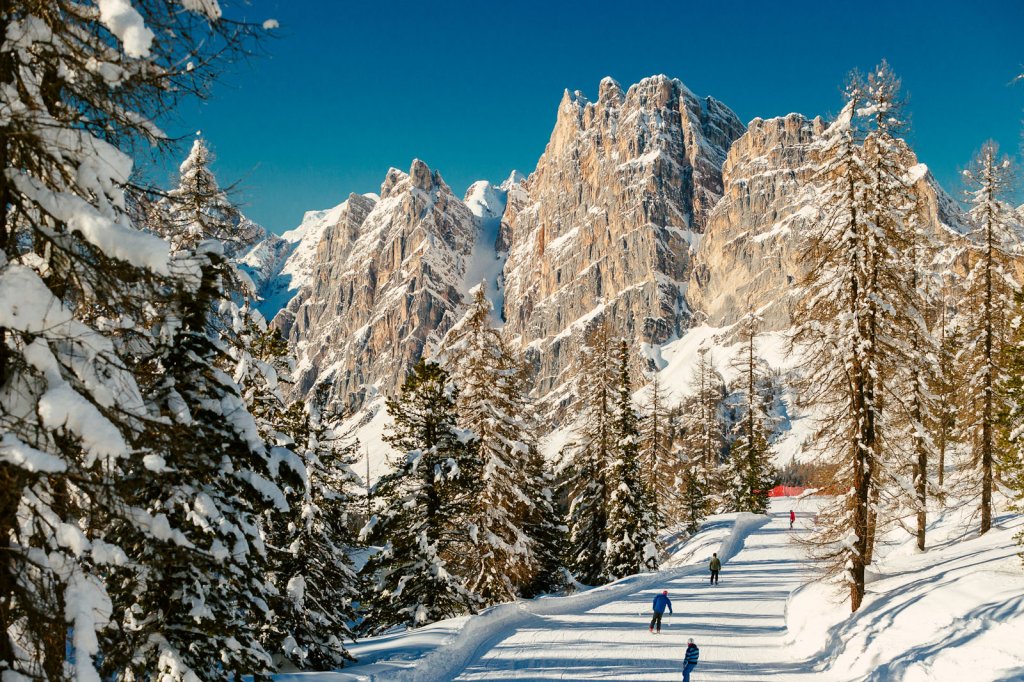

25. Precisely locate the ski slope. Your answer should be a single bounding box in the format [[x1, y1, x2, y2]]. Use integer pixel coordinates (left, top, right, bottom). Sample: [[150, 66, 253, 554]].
[[277, 497, 1024, 681], [450, 503, 815, 681]]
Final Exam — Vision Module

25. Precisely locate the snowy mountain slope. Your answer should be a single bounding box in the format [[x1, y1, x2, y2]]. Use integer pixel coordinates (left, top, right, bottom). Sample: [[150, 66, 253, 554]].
[[277, 160, 480, 411], [239, 194, 379, 321], [501, 75, 746, 400], [461, 177, 512, 317]]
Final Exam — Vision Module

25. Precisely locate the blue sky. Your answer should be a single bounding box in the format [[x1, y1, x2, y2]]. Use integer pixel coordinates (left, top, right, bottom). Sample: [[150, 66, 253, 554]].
[[154, 0, 1024, 232]]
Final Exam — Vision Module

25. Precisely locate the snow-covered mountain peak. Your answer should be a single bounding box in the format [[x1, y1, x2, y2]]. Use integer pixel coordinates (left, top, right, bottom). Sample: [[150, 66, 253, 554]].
[[500, 170, 526, 190], [464, 180, 505, 219], [240, 192, 379, 321]]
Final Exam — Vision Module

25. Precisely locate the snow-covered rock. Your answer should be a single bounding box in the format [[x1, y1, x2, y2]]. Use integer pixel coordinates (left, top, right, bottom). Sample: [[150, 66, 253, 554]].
[[688, 113, 968, 330], [239, 195, 378, 320], [277, 160, 479, 411], [500, 75, 745, 405]]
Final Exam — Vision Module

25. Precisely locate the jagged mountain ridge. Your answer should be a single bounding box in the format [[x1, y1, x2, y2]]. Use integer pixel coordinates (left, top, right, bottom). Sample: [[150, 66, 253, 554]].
[[243, 74, 969, 421]]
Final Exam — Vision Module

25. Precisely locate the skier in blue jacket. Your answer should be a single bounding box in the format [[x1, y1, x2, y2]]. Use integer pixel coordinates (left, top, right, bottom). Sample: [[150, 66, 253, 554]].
[[649, 590, 672, 633], [682, 638, 700, 681]]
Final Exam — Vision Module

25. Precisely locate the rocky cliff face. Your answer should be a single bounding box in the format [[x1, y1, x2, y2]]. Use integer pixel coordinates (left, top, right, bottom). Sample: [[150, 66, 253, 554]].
[[275, 160, 479, 411], [686, 114, 968, 331], [500, 75, 745, 401]]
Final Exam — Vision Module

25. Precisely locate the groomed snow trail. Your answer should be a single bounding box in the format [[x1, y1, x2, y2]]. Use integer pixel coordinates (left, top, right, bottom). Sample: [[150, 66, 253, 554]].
[[453, 503, 817, 681]]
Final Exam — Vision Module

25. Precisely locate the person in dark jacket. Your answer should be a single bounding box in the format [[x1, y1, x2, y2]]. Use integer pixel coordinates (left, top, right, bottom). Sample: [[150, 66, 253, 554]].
[[650, 590, 672, 633], [683, 638, 700, 681], [709, 552, 721, 584]]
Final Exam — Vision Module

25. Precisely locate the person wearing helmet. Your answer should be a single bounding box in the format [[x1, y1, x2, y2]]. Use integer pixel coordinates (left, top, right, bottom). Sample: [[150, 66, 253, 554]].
[[650, 590, 673, 633]]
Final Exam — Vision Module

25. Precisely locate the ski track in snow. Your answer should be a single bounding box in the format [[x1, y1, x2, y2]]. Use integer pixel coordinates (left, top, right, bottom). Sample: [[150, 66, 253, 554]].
[[451, 504, 816, 681]]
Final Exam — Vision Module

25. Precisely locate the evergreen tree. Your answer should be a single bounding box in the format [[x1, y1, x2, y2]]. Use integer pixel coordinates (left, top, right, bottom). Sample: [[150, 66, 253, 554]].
[[264, 389, 361, 669], [726, 312, 777, 514], [562, 317, 619, 584], [521, 446, 568, 597], [359, 359, 481, 633], [104, 148, 294, 680], [441, 286, 537, 605], [678, 458, 709, 535], [679, 348, 727, 512], [604, 340, 659, 578], [0, 3, 263, 678], [960, 141, 1020, 535]]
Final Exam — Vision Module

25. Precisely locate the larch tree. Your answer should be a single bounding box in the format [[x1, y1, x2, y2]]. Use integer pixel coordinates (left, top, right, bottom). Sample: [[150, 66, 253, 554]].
[[359, 359, 481, 633], [792, 88, 877, 612], [441, 286, 537, 605], [961, 142, 1020, 535]]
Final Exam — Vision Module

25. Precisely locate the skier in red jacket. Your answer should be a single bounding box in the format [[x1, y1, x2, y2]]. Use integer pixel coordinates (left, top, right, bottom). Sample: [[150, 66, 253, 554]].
[[790, 509, 796, 529]]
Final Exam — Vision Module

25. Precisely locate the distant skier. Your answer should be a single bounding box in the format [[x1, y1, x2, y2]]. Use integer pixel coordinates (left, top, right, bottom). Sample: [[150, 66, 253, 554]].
[[709, 553, 721, 585], [682, 638, 700, 681], [650, 590, 673, 633], [790, 509, 796, 529]]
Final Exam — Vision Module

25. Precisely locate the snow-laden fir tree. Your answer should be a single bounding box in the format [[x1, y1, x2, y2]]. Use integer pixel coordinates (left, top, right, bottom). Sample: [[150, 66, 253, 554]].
[[159, 138, 262, 254], [960, 141, 1020, 535], [604, 340, 659, 578], [440, 286, 538, 605], [678, 347, 727, 512], [521, 445, 568, 597], [104, 138, 298, 680], [678, 456, 709, 535], [562, 317, 619, 584], [359, 359, 481, 633], [726, 312, 777, 514], [263, 386, 361, 669], [0, 2, 266, 679]]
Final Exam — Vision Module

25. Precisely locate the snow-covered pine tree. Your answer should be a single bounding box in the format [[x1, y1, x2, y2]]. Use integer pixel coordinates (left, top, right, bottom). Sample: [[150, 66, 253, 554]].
[[521, 445, 568, 597], [440, 286, 537, 605], [359, 359, 481, 632], [158, 138, 262, 254], [104, 143, 299, 679], [264, 386, 361, 669], [960, 141, 1020, 535], [562, 316, 618, 584], [0, 2, 266, 679], [935, 285, 965, 490], [678, 457, 709, 535], [604, 340, 659, 578], [726, 312, 777, 514], [679, 347, 727, 512]]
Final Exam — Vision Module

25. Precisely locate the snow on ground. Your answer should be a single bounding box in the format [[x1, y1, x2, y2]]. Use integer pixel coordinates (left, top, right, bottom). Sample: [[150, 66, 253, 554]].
[[462, 180, 508, 319], [274, 503, 795, 681], [787, 498, 1024, 682], [276, 497, 1024, 681]]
